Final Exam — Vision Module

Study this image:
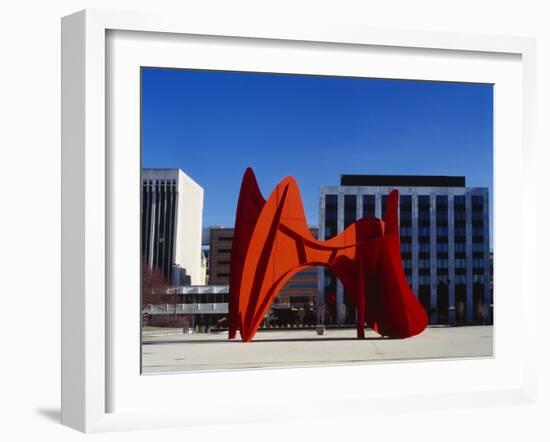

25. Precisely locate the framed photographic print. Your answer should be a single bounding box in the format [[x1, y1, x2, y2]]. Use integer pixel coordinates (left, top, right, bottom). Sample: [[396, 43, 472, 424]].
[[61, 9, 537, 433]]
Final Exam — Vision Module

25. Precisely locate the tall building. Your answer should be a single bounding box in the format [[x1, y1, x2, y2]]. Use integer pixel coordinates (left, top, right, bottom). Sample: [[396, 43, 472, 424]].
[[208, 227, 234, 285], [319, 175, 491, 326], [141, 168, 206, 286]]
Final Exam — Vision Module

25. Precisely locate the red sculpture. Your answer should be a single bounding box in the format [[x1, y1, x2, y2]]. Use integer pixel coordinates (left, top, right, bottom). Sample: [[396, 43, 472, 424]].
[[229, 168, 428, 342]]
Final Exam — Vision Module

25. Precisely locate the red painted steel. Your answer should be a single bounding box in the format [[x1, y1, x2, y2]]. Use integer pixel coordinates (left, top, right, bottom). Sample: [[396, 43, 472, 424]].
[[229, 168, 428, 342]]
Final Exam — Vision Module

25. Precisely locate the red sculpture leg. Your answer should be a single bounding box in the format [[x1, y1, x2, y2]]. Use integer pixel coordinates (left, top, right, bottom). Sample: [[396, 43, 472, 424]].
[[228, 168, 265, 339], [364, 190, 429, 338], [356, 251, 366, 339]]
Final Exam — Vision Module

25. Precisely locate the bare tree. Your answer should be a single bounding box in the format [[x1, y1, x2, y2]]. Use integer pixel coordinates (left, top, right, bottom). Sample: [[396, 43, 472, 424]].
[[141, 259, 173, 307]]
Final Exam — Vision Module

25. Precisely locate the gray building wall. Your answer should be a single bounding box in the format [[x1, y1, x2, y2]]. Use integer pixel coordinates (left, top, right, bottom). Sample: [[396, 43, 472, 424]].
[[318, 185, 491, 326]]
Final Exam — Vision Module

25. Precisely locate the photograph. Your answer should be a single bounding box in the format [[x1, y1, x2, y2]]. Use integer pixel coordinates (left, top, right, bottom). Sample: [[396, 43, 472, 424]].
[[140, 67, 494, 374], [1, 0, 544, 438]]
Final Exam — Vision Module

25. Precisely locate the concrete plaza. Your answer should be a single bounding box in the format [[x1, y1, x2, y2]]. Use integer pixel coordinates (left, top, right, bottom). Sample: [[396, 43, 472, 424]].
[[141, 325, 493, 374]]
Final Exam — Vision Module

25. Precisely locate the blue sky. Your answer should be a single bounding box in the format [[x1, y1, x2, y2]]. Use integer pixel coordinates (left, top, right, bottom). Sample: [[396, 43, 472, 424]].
[[141, 68, 493, 237]]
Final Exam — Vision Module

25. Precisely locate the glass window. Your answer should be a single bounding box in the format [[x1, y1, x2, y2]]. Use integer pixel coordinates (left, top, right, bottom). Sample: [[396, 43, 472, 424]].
[[455, 259, 466, 268], [471, 195, 483, 205], [418, 195, 430, 210], [454, 227, 466, 236], [419, 243, 430, 252], [362, 195, 375, 217], [344, 194, 357, 228], [400, 226, 412, 236], [436, 243, 449, 253], [324, 194, 338, 239], [454, 195, 466, 206], [472, 211, 484, 221], [455, 275, 467, 284], [289, 283, 317, 289], [473, 258, 485, 268], [418, 212, 430, 223], [473, 227, 484, 236], [400, 195, 412, 208], [454, 211, 466, 221], [419, 226, 430, 237], [419, 275, 431, 285], [325, 195, 338, 219]]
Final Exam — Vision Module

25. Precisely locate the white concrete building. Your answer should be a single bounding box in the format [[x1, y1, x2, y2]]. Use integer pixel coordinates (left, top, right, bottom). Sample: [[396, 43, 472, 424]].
[[142, 168, 206, 286]]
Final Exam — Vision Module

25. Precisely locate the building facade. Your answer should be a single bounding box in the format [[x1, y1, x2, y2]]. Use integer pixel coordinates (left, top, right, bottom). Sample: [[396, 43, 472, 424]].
[[143, 285, 228, 329], [141, 168, 206, 286], [319, 175, 491, 326], [208, 227, 234, 285]]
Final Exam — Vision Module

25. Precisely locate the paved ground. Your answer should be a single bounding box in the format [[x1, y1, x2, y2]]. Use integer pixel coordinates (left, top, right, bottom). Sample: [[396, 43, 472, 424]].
[[141, 325, 493, 374]]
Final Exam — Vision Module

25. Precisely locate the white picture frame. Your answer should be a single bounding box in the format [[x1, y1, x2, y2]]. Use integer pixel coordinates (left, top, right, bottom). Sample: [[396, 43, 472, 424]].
[[61, 9, 537, 433]]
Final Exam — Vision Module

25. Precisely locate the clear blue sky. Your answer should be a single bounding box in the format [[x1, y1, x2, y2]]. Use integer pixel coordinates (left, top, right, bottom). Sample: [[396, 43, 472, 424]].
[[142, 68, 493, 239]]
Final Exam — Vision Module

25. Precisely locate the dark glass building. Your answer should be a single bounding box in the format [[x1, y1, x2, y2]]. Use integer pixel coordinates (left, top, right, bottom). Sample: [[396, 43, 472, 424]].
[[319, 175, 492, 326]]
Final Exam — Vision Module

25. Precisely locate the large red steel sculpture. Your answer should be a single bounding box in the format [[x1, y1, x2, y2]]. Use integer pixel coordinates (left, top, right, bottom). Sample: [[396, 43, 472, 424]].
[[228, 168, 428, 342]]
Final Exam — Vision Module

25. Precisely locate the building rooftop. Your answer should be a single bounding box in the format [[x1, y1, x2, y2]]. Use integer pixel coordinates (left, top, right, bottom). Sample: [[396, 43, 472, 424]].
[[142, 168, 203, 191], [340, 175, 466, 187]]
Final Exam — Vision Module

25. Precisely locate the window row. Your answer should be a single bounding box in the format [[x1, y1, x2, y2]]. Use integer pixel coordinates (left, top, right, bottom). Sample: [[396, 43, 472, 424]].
[[418, 275, 431, 285], [415, 274, 486, 285], [324, 194, 485, 208], [455, 259, 466, 268], [473, 258, 485, 268], [454, 275, 467, 284], [400, 226, 412, 236]]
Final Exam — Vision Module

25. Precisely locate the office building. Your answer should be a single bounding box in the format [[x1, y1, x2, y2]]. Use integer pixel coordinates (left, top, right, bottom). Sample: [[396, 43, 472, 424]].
[[141, 168, 206, 286], [208, 227, 234, 285], [143, 285, 229, 329], [319, 175, 491, 326]]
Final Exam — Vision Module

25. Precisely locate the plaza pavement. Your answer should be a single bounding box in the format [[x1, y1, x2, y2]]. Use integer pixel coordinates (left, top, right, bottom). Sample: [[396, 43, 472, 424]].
[[141, 325, 493, 374]]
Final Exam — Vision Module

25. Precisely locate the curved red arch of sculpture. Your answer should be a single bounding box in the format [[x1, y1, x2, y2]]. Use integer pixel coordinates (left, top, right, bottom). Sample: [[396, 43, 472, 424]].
[[228, 168, 428, 342]]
